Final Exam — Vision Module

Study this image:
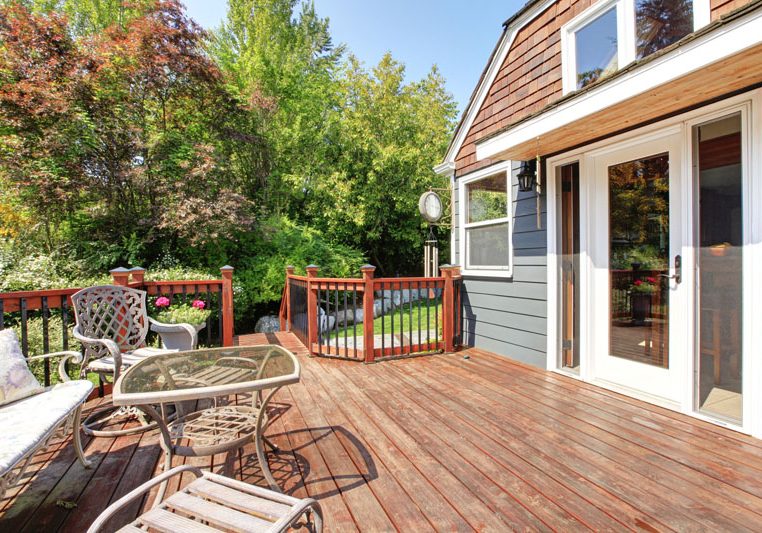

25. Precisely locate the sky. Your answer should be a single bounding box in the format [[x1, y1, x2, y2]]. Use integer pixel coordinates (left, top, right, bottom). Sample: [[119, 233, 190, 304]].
[[183, 1, 526, 114]]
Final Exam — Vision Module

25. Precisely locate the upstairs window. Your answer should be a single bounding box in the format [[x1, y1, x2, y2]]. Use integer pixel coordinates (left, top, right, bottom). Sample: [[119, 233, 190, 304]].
[[574, 7, 619, 89], [635, 0, 693, 58], [562, 0, 707, 93]]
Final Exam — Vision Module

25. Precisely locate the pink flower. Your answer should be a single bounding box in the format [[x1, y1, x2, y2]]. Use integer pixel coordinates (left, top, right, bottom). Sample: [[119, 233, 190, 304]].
[[192, 299, 206, 310], [646, 276, 657, 283], [633, 280, 642, 286], [155, 296, 170, 308]]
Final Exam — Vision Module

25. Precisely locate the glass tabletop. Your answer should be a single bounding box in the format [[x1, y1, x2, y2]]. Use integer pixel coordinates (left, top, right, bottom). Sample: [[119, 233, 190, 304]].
[[113, 345, 300, 404]]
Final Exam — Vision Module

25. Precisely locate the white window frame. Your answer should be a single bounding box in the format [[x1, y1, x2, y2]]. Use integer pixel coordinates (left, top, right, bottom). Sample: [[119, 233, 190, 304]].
[[561, 0, 711, 94], [458, 161, 513, 278]]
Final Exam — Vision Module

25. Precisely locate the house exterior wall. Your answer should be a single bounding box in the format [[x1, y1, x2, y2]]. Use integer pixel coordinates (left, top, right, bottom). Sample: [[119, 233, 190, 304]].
[[452, 0, 758, 367], [455, 161, 548, 367], [454, 0, 756, 178]]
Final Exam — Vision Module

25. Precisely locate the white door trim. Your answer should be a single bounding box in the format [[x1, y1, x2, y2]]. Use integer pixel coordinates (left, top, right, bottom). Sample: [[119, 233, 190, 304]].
[[546, 87, 762, 436]]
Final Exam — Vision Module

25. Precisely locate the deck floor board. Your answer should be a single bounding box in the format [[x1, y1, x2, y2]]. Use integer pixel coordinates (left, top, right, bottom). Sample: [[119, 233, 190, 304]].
[[3, 332, 762, 531]]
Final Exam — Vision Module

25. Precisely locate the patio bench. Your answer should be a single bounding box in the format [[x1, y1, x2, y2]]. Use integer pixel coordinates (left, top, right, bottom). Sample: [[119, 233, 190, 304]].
[[0, 330, 92, 500], [88, 465, 323, 533]]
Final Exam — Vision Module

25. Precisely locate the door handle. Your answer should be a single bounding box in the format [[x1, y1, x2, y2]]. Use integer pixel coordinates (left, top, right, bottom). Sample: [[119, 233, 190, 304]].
[[659, 255, 681, 284]]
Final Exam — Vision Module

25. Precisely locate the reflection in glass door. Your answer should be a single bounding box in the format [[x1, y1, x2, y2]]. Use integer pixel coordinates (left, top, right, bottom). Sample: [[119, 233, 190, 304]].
[[694, 113, 743, 423], [609, 154, 670, 368]]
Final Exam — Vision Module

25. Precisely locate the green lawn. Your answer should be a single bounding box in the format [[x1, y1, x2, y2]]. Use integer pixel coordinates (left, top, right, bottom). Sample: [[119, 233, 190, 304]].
[[328, 297, 443, 341]]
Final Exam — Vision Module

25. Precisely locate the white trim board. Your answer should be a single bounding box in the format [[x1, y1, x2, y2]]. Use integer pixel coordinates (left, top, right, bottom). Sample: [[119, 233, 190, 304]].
[[434, 0, 557, 176], [477, 6, 762, 162]]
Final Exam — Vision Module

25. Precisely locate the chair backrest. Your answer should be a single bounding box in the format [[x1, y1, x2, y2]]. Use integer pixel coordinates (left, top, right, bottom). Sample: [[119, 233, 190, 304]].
[[72, 285, 149, 359]]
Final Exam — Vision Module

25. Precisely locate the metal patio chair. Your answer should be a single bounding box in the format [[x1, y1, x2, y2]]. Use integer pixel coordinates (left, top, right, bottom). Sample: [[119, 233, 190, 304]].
[[72, 285, 198, 437]]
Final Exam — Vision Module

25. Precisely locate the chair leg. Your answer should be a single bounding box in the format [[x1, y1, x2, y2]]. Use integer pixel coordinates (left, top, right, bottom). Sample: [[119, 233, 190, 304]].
[[311, 506, 324, 533], [72, 405, 92, 469], [154, 450, 173, 507]]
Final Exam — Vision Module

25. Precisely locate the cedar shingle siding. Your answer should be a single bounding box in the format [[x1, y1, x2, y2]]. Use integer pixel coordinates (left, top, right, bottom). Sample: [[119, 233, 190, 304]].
[[455, 0, 754, 178]]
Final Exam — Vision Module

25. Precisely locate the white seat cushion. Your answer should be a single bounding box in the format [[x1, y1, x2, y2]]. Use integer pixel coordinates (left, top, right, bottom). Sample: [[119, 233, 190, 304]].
[[0, 379, 93, 475], [0, 329, 42, 407], [86, 347, 177, 373]]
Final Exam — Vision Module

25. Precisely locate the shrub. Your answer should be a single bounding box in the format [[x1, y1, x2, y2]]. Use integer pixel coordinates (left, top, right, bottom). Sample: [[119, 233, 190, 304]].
[[233, 216, 366, 322]]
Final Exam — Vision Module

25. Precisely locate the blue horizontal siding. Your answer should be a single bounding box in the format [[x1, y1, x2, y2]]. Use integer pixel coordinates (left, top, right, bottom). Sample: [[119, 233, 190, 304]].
[[456, 161, 548, 368]]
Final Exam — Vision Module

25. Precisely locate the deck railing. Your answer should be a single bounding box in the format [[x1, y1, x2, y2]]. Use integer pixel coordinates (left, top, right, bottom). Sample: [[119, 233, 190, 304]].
[[610, 269, 667, 319], [280, 264, 462, 363], [0, 266, 235, 386]]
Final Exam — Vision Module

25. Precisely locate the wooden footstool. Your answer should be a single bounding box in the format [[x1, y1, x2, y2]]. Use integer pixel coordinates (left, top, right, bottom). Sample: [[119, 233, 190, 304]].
[[87, 465, 323, 533]]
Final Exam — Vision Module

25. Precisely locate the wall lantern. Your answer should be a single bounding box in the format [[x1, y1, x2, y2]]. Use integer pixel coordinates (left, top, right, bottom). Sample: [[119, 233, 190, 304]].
[[517, 159, 537, 192]]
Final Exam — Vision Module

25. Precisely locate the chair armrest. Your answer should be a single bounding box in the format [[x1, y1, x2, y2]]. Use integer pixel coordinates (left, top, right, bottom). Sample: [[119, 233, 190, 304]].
[[148, 318, 198, 350], [26, 351, 84, 382], [72, 326, 122, 373], [86, 465, 203, 533]]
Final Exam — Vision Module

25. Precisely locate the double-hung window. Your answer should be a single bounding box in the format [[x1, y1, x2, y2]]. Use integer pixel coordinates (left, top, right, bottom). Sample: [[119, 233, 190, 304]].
[[459, 162, 513, 277], [561, 0, 709, 93]]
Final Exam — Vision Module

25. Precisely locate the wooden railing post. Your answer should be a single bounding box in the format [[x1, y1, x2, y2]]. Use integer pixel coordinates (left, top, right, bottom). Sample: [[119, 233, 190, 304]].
[[110, 267, 130, 287], [306, 265, 319, 354], [440, 265, 458, 353], [130, 266, 146, 287], [220, 265, 235, 347], [281, 265, 295, 331], [360, 265, 376, 363]]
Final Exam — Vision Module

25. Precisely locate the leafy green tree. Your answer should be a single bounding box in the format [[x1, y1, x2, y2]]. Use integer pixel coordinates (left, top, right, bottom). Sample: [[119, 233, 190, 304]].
[[210, 0, 343, 214], [309, 54, 457, 274]]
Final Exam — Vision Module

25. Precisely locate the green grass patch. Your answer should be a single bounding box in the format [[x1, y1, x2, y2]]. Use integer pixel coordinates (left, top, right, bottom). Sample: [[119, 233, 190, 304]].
[[328, 297, 443, 341]]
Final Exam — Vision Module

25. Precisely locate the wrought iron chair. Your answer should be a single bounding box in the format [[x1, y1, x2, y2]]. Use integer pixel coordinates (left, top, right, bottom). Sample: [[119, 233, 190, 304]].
[[72, 285, 198, 437]]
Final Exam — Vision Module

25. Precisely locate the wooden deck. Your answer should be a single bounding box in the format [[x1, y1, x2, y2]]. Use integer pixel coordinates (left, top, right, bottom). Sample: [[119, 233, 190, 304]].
[[4, 332, 762, 531]]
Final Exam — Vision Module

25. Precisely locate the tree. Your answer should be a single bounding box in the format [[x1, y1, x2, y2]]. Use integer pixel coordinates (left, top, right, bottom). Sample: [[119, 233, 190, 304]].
[[308, 54, 457, 274], [210, 0, 343, 215], [0, 1, 269, 265]]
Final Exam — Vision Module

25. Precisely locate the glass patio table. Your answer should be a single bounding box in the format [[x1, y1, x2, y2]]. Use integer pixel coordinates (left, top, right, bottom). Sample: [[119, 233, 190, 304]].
[[112, 345, 300, 495]]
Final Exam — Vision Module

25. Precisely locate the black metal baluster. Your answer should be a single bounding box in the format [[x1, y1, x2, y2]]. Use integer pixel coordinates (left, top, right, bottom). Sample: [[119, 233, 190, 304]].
[[318, 286, 323, 356], [20, 298, 28, 357], [408, 283, 412, 356], [435, 283, 440, 351], [182, 284, 187, 306], [426, 283, 431, 352], [325, 285, 330, 354], [390, 281, 395, 358], [417, 281, 422, 352], [352, 285, 358, 359], [61, 298, 70, 378], [61, 298, 69, 350], [332, 285, 337, 354], [206, 289, 212, 346], [0, 299, 4, 329], [41, 296, 50, 385], [381, 281, 385, 357], [343, 283, 348, 358], [217, 284, 223, 346]]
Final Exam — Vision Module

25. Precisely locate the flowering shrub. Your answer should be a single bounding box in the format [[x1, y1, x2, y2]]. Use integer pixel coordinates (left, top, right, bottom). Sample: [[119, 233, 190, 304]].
[[153, 296, 210, 326], [631, 276, 658, 294]]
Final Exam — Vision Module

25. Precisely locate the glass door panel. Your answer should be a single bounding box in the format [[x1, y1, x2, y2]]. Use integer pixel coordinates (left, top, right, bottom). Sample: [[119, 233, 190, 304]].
[[609, 154, 670, 368], [694, 113, 743, 423], [592, 132, 683, 403]]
